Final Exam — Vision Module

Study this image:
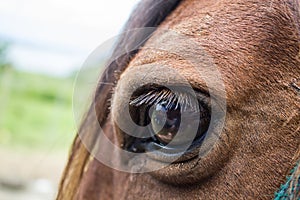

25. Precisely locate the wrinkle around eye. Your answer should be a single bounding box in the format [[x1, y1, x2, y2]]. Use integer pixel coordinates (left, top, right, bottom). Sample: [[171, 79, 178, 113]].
[[127, 60, 224, 102]]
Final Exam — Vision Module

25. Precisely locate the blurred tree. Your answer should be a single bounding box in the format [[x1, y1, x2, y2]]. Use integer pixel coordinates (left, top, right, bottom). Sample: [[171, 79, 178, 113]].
[[0, 42, 12, 72]]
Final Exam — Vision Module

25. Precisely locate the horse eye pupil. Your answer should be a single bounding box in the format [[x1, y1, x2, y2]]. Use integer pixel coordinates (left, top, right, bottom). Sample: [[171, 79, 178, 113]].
[[151, 103, 181, 144]]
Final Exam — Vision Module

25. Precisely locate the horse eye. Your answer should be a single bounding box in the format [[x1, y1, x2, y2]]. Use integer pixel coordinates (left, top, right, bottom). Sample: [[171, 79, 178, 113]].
[[128, 87, 211, 161], [150, 100, 210, 146]]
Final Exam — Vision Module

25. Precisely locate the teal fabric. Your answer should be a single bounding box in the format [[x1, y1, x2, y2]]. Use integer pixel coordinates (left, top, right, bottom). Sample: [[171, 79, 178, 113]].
[[274, 162, 299, 200]]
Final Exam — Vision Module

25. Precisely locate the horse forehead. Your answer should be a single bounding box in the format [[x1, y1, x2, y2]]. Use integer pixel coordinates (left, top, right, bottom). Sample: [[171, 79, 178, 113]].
[[133, 0, 298, 57], [124, 0, 299, 107]]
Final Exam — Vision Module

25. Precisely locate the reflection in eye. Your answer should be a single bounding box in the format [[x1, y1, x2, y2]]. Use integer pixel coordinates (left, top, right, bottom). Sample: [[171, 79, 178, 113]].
[[128, 87, 211, 155], [151, 102, 181, 144]]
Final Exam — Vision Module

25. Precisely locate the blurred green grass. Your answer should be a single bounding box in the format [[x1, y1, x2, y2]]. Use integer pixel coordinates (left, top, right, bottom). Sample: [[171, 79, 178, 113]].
[[0, 67, 75, 150]]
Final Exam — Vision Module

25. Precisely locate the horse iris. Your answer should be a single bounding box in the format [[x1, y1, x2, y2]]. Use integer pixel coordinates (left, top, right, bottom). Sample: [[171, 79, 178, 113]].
[[151, 103, 181, 144]]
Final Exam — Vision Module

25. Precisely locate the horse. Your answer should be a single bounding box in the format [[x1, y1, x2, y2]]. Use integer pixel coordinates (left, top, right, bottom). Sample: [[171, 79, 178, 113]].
[[57, 0, 300, 199]]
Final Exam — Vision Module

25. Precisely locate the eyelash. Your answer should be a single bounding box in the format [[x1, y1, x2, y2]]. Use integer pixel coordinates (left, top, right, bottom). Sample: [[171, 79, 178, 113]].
[[129, 88, 208, 113]]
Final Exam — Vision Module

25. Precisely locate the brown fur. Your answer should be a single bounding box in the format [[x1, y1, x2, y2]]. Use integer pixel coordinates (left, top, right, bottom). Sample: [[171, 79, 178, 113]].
[[57, 0, 300, 199]]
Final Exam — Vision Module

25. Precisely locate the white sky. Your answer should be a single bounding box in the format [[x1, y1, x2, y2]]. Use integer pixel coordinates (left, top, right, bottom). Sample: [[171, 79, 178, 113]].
[[0, 0, 140, 76]]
